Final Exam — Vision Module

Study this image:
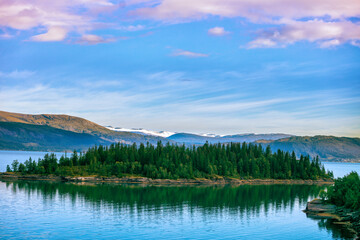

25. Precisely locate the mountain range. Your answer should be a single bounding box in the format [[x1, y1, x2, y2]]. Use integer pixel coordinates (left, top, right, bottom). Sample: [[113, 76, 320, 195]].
[[0, 111, 359, 162]]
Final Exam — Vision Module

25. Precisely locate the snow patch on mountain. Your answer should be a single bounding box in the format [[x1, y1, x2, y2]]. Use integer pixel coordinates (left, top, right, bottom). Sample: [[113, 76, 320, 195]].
[[199, 133, 224, 138], [106, 126, 176, 138]]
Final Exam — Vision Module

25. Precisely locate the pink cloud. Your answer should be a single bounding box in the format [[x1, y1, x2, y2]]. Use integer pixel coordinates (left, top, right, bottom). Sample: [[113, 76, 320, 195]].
[[130, 0, 360, 22], [247, 20, 360, 48], [129, 0, 360, 48], [171, 49, 209, 57], [0, 0, 120, 42], [208, 27, 230, 36], [1, 0, 359, 47]]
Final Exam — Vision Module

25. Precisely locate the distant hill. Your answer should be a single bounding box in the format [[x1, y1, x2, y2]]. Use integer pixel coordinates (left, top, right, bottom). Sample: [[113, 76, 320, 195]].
[[168, 133, 292, 145], [257, 136, 360, 162], [0, 122, 112, 152], [0, 110, 108, 135], [0, 111, 170, 146], [167, 133, 215, 144], [0, 111, 359, 162]]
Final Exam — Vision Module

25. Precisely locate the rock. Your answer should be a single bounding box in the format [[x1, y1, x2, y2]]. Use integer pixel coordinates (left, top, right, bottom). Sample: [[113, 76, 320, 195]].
[[305, 199, 337, 213]]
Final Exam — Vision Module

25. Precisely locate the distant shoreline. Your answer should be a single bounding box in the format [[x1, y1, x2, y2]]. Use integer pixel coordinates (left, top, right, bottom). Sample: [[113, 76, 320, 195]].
[[0, 173, 334, 185]]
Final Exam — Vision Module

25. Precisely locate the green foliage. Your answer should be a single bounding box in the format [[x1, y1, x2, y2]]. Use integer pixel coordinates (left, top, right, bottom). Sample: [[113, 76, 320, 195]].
[[327, 172, 360, 210], [11, 160, 19, 172], [10, 142, 331, 180]]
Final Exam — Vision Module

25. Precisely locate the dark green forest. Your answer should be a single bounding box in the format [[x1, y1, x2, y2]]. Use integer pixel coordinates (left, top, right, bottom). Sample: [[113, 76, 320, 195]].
[[326, 172, 360, 210], [7, 142, 332, 180]]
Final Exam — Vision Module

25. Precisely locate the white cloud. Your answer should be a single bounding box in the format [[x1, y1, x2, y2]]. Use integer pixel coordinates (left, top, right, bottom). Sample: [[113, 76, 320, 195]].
[[118, 25, 146, 31], [208, 27, 230, 36], [0, 70, 35, 78], [77, 34, 116, 45], [319, 39, 341, 48], [171, 49, 209, 57], [247, 38, 279, 49], [30, 26, 68, 42]]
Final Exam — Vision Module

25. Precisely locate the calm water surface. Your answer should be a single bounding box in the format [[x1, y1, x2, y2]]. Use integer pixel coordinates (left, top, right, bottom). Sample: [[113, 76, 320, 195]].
[[322, 162, 360, 178], [0, 182, 354, 240], [0, 151, 359, 239]]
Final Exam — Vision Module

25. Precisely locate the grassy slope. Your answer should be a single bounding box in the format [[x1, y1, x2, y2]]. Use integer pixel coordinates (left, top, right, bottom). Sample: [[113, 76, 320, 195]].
[[0, 111, 170, 145]]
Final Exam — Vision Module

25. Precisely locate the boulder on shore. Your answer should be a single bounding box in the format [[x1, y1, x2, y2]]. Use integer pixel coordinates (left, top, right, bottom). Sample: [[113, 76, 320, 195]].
[[304, 199, 336, 213]]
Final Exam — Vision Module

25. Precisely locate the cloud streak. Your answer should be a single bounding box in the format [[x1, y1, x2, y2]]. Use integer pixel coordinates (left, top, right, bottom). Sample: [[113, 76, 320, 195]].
[[171, 49, 209, 57], [76, 34, 117, 45], [1, 70, 359, 136]]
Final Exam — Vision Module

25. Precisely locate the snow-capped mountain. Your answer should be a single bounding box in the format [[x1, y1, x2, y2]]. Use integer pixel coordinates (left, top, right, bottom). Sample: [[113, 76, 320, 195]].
[[106, 126, 175, 138], [106, 126, 293, 144], [106, 126, 226, 139]]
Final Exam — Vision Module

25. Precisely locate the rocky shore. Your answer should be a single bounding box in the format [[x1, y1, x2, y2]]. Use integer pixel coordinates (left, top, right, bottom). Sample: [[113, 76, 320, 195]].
[[0, 172, 333, 185], [304, 199, 360, 239]]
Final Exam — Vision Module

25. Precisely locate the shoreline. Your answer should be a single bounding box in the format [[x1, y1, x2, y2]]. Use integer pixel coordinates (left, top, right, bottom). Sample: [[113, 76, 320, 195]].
[[0, 172, 334, 185], [304, 199, 360, 239]]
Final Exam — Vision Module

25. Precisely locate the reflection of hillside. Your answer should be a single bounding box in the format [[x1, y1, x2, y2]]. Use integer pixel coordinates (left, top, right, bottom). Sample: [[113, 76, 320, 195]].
[[7, 181, 323, 215]]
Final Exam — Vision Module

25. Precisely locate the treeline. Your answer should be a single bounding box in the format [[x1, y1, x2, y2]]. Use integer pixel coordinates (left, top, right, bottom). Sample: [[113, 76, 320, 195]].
[[7, 142, 332, 180], [326, 172, 360, 210]]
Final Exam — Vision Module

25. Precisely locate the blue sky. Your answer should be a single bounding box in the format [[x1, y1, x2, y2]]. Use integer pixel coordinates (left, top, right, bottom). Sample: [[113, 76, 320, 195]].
[[0, 0, 359, 137]]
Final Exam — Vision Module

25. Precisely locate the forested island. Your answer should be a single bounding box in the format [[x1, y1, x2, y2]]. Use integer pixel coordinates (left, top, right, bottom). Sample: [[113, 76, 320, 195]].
[[4, 142, 333, 182]]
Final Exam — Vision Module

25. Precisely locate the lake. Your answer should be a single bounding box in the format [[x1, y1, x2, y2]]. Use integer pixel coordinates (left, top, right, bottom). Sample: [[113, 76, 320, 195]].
[[1, 151, 359, 239], [0, 181, 355, 240], [322, 162, 360, 178]]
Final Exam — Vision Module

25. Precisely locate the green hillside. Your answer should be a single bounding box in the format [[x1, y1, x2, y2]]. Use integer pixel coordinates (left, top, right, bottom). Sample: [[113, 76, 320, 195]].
[[0, 122, 112, 151], [0, 111, 170, 146], [258, 136, 360, 162]]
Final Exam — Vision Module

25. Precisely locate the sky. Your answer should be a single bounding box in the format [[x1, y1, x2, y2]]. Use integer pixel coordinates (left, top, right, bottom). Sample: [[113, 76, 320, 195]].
[[0, 0, 360, 137]]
